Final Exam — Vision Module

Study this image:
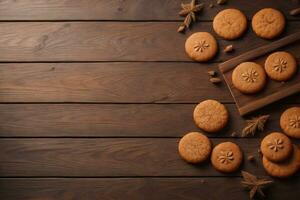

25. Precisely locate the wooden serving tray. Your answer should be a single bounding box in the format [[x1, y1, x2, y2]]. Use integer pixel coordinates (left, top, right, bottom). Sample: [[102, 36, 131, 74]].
[[219, 32, 300, 116]]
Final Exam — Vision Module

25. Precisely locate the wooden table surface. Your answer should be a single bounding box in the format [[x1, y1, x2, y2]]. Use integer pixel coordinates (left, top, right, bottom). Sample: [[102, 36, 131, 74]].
[[0, 0, 299, 199]]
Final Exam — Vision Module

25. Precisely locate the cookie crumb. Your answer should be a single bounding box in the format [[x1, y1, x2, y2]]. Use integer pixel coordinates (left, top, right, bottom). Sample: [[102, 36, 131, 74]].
[[209, 77, 222, 84], [224, 45, 234, 53], [208, 70, 217, 77], [209, 3, 214, 8], [247, 155, 255, 162], [257, 148, 262, 155], [290, 8, 300, 16], [217, 0, 227, 5], [231, 132, 237, 137]]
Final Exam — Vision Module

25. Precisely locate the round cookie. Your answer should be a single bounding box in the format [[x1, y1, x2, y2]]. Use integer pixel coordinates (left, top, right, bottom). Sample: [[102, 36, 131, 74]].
[[252, 8, 285, 39], [265, 51, 297, 81], [232, 62, 266, 94], [280, 107, 300, 138], [211, 142, 243, 173], [185, 32, 218, 62], [178, 132, 212, 164], [213, 8, 247, 40], [263, 145, 300, 178], [193, 100, 229, 133], [260, 132, 293, 162]]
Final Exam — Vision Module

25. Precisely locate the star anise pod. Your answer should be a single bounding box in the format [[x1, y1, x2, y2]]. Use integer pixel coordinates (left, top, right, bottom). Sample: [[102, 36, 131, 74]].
[[241, 171, 273, 199], [177, 0, 204, 33], [242, 115, 270, 137]]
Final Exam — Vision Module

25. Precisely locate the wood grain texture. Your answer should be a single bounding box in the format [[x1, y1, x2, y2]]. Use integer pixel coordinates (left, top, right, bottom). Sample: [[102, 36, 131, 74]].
[[0, 62, 231, 103], [0, 21, 299, 62], [0, 138, 299, 177], [0, 177, 300, 200], [0, 0, 299, 21], [0, 103, 298, 137]]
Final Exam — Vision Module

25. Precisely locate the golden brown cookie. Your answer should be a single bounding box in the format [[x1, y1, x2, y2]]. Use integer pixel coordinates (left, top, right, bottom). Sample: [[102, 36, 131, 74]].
[[265, 51, 297, 81], [211, 142, 243, 173], [263, 145, 300, 178], [232, 62, 267, 94], [280, 107, 300, 139], [252, 8, 285, 39], [260, 132, 293, 162], [193, 100, 229, 133], [185, 32, 218, 62], [213, 8, 247, 40], [178, 132, 212, 164]]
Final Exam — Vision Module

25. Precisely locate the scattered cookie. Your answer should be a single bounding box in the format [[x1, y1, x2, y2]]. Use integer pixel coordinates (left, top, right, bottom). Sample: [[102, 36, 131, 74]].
[[178, 132, 212, 163], [280, 107, 300, 138], [211, 142, 243, 173], [232, 62, 267, 94], [213, 9, 247, 40], [264, 51, 297, 81], [263, 145, 300, 178], [185, 32, 218, 62], [193, 100, 229, 133], [252, 8, 286, 39], [260, 132, 293, 162]]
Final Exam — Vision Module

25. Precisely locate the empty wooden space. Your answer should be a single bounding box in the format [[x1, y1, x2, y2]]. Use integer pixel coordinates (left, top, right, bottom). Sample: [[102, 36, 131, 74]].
[[0, 0, 299, 200]]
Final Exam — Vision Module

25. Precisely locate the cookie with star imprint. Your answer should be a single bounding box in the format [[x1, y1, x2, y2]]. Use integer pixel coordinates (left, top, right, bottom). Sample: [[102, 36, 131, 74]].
[[260, 132, 293, 162], [211, 142, 243, 173], [232, 62, 267, 94], [185, 32, 218, 62], [265, 51, 297, 81], [280, 107, 300, 138]]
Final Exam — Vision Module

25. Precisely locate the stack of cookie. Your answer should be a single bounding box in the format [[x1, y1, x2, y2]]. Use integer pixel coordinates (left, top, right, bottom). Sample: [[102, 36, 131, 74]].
[[260, 107, 300, 178], [260, 132, 300, 178], [178, 100, 244, 173]]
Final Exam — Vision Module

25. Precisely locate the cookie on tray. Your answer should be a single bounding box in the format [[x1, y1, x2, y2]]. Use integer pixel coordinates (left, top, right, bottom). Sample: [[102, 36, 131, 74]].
[[193, 99, 229, 133], [178, 132, 212, 164], [213, 8, 247, 40], [263, 145, 300, 178], [211, 142, 243, 173], [232, 62, 267, 94], [280, 107, 300, 138], [265, 51, 297, 81], [185, 32, 218, 62], [252, 8, 285, 39], [260, 132, 293, 162]]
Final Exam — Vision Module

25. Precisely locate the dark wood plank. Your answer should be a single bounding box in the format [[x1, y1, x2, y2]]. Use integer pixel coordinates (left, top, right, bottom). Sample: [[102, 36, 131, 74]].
[[0, 0, 299, 21], [0, 103, 298, 137], [0, 22, 299, 62], [0, 177, 299, 200], [0, 62, 231, 103], [0, 138, 299, 177]]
